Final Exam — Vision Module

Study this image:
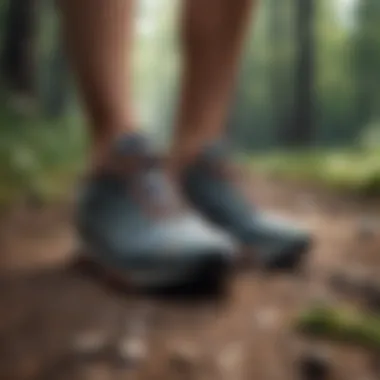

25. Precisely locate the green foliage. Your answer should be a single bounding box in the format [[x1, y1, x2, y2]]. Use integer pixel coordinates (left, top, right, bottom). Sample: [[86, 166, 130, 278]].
[[252, 146, 380, 195], [296, 305, 380, 350], [1, 0, 380, 205], [0, 107, 86, 205]]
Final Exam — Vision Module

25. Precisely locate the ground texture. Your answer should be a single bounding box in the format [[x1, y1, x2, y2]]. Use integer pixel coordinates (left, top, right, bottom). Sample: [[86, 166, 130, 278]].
[[1, 175, 380, 380]]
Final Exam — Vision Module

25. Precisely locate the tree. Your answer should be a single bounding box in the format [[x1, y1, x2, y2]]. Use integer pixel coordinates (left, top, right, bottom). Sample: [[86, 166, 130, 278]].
[[351, 0, 380, 129], [40, 1, 71, 118], [286, 0, 315, 146], [44, 33, 70, 118], [268, 0, 294, 146], [1, 0, 38, 99]]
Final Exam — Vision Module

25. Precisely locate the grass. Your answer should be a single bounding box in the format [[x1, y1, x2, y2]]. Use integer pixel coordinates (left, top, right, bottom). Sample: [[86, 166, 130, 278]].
[[0, 107, 86, 207], [295, 304, 380, 350], [249, 147, 380, 195], [2, 102, 380, 207]]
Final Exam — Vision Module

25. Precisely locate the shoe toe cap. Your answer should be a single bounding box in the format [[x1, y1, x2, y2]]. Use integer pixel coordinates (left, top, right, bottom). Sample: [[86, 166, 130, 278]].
[[158, 214, 236, 262]]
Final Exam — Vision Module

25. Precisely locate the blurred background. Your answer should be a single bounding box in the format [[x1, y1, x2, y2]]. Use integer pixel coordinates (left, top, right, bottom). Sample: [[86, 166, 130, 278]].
[[1, 0, 380, 204], [1, 0, 380, 379]]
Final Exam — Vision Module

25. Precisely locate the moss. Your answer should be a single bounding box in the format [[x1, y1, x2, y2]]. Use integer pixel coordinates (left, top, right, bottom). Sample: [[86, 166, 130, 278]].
[[0, 109, 85, 207], [251, 148, 380, 195], [295, 305, 380, 350]]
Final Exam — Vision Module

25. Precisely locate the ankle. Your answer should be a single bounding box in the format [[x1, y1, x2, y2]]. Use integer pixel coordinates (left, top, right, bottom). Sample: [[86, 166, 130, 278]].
[[169, 135, 207, 169], [168, 145, 199, 177], [169, 134, 225, 174], [89, 129, 140, 172]]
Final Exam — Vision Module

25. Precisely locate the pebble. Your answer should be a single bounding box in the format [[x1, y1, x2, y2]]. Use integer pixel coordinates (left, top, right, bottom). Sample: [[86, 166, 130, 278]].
[[298, 350, 331, 380], [217, 343, 243, 373], [117, 337, 148, 367], [254, 306, 281, 331]]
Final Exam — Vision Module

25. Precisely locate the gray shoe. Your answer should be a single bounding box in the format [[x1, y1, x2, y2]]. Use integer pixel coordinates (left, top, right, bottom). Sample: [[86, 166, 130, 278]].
[[181, 140, 312, 272], [76, 134, 235, 290]]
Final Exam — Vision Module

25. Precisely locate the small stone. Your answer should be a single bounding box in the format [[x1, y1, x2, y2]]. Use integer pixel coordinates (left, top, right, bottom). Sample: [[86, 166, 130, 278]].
[[217, 343, 243, 373], [254, 307, 280, 331], [117, 338, 147, 368], [298, 351, 331, 380]]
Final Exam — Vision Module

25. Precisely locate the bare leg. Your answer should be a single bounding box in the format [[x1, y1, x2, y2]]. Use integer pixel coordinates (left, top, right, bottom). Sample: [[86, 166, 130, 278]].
[[172, 0, 257, 167], [59, 0, 135, 168], [176, 0, 312, 273], [57, 0, 236, 293]]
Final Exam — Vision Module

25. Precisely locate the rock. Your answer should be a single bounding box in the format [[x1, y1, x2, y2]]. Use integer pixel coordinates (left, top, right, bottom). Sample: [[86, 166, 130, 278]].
[[298, 351, 331, 380], [217, 343, 243, 374], [254, 307, 281, 331], [116, 337, 148, 368]]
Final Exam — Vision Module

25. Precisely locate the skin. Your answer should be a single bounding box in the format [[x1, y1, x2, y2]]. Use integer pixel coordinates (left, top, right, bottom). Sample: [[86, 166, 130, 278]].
[[59, 0, 257, 171]]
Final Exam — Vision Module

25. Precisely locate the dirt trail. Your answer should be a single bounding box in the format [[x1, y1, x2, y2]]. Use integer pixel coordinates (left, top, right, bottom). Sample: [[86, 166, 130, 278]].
[[1, 176, 380, 380]]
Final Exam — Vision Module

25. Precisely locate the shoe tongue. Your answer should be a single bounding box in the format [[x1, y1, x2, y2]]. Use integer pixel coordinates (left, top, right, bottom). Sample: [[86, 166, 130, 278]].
[[94, 133, 157, 182], [112, 133, 155, 158], [110, 134, 182, 212]]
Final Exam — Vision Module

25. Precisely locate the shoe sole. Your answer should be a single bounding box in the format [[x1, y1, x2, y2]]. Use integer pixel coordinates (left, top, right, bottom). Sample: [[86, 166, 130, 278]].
[[76, 246, 231, 298], [264, 237, 313, 273], [145, 253, 231, 300]]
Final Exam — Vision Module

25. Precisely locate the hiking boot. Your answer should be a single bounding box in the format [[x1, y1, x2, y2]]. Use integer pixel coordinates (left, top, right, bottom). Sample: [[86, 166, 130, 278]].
[[181, 140, 312, 272], [76, 134, 235, 290]]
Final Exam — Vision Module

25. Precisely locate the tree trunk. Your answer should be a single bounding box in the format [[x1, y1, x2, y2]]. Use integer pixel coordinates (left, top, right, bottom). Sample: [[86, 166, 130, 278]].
[[1, 0, 38, 98], [286, 0, 315, 146], [269, 0, 291, 147], [353, 0, 380, 129]]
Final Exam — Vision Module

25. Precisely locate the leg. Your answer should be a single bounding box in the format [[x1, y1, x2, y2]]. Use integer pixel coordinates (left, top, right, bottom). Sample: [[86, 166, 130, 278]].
[[172, 0, 257, 165], [177, 0, 312, 271], [58, 0, 234, 291], [59, 0, 135, 168]]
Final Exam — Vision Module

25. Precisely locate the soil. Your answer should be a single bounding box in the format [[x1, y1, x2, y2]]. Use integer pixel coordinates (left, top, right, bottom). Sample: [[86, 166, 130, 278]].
[[1, 175, 380, 380]]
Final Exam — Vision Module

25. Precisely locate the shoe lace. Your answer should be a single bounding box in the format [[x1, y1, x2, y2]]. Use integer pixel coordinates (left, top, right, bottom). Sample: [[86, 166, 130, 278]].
[[114, 154, 184, 218]]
